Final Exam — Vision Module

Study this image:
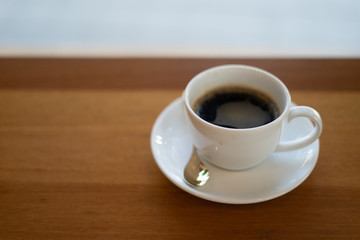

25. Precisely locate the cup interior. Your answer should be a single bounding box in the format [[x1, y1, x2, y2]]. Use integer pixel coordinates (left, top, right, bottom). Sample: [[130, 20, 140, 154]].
[[185, 65, 290, 120]]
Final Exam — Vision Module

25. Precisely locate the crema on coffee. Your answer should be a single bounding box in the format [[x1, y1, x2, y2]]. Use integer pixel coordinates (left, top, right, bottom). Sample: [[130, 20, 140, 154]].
[[193, 85, 280, 129]]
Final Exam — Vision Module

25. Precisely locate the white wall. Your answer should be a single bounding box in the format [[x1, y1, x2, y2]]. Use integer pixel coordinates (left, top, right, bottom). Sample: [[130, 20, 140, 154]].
[[1, 0, 359, 57]]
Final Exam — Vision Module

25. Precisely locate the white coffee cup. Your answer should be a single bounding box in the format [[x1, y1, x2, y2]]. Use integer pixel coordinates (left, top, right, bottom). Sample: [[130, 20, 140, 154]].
[[183, 65, 322, 171]]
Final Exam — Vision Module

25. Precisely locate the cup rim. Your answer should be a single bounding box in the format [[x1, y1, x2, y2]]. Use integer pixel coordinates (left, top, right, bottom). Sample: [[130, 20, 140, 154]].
[[184, 64, 291, 132]]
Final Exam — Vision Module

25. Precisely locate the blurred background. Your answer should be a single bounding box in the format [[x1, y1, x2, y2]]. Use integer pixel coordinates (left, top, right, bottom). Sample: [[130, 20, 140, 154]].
[[0, 0, 359, 58]]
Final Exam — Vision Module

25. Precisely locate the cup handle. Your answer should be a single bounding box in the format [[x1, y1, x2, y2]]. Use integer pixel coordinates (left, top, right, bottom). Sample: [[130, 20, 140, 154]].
[[275, 106, 322, 152]]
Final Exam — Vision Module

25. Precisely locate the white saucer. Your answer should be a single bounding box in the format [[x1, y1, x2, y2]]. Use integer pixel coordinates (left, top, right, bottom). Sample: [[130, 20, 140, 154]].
[[150, 98, 319, 204]]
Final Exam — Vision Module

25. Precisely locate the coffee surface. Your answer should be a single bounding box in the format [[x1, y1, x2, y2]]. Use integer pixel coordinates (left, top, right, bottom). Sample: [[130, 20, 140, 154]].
[[193, 86, 280, 129]]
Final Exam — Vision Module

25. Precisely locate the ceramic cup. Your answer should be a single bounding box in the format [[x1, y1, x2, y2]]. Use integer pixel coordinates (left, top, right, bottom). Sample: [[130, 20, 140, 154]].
[[183, 65, 322, 171]]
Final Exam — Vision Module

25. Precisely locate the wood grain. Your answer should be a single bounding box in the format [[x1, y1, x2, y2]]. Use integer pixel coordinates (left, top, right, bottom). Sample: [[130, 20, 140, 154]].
[[0, 58, 359, 240], [0, 58, 359, 90]]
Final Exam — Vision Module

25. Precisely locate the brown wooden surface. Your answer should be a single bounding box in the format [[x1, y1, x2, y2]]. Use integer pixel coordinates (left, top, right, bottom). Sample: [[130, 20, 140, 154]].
[[1, 58, 360, 90], [0, 58, 359, 239]]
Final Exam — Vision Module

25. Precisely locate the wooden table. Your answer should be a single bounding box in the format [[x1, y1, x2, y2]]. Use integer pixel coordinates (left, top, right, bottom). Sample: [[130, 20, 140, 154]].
[[0, 58, 359, 239]]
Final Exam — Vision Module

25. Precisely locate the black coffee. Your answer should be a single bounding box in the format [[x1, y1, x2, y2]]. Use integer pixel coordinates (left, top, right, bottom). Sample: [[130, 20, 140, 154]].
[[193, 86, 280, 129]]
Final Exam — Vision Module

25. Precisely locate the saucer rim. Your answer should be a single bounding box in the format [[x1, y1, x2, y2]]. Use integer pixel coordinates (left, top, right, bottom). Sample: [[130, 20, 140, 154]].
[[150, 97, 319, 204]]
